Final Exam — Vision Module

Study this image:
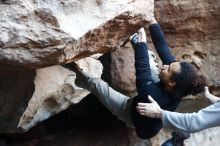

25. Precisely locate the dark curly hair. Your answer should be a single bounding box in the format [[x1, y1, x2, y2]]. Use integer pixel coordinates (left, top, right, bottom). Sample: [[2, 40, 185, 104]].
[[171, 131, 190, 146], [161, 131, 190, 146], [171, 62, 207, 99]]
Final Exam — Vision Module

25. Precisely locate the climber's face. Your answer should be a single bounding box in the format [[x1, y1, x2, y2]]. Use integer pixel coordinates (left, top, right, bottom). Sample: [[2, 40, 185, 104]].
[[159, 62, 181, 87]]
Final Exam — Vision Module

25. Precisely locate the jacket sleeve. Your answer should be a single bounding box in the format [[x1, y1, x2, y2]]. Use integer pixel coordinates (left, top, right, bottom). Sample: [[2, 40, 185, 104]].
[[162, 101, 220, 133], [134, 42, 152, 81], [134, 42, 153, 95], [149, 23, 176, 65]]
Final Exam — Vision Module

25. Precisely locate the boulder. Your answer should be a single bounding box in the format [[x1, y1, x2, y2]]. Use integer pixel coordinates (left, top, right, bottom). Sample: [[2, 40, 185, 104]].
[[0, 0, 154, 69]]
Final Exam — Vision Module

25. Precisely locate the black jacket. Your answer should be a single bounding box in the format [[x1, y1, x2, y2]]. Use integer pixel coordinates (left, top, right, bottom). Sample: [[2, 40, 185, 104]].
[[131, 24, 181, 139]]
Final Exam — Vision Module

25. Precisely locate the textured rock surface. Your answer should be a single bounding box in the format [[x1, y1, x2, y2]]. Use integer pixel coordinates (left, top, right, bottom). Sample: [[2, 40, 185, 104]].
[[0, 57, 103, 133], [0, 0, 154, 69], [18, 57, 103, 131], [0, 0, 155, 133], [0, 0, 220, 146]]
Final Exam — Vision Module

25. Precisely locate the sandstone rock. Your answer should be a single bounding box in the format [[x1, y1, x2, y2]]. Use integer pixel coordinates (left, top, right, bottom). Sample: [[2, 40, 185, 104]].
[[0, 0, 155, 133], [0, 0, 154, 69], [0, 0, 220, 146], [0, 56, 103, 133], [18, 57, 103, 131]]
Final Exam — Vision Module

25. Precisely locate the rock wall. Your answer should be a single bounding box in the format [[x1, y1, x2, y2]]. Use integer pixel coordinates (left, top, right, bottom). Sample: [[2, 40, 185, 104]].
[[18, 57, 103, 131], [0, 0, 220, 146], [0, 0, 154, 68], [0, 57, 103, 134], [0, 0, 154, 133]]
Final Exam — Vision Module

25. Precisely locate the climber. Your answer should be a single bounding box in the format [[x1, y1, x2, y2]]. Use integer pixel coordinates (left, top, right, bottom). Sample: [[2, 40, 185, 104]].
[[128, 17, 206, 139], [62, 17, 207, 139], [136, 86, 220, 133]]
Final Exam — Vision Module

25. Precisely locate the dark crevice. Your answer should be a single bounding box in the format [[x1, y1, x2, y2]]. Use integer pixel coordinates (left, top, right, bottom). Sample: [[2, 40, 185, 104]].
[[99, 53, 112, 84]]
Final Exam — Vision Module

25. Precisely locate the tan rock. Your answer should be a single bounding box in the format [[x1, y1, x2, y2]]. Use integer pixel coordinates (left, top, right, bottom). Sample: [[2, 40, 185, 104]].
[[18, 57, 103, 131], [0, 0, 154, 68], [0, 0, 155, 133]]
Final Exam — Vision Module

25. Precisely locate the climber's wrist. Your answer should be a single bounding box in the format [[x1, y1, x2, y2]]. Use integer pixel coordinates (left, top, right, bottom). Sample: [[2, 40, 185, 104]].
[[149, 17, 157, 25], [157, 109, 164, 120]]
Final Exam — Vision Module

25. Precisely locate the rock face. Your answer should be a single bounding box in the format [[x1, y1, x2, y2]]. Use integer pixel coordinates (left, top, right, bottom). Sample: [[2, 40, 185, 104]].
[[0, 0, 154, 133], [0, 0, 220, 146], [0, 56, 103, 134], [18, 57, 103, 131], [0, 0, 154, 68]]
